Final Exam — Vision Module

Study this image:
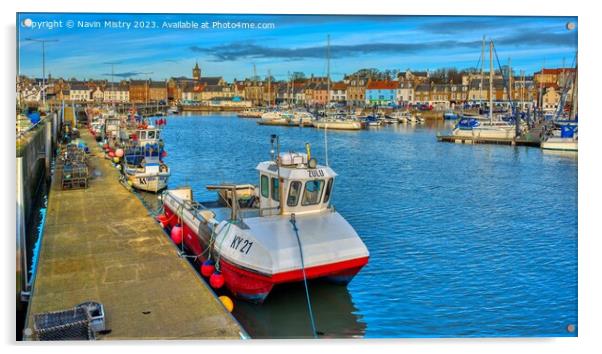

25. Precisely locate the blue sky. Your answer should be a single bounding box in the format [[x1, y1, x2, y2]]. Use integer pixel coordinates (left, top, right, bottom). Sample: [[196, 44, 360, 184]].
[[17, 13, 578, 82]]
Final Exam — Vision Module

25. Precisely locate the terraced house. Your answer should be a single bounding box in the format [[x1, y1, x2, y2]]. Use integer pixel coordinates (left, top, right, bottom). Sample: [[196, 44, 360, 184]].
[[365, 80, 398, 106]]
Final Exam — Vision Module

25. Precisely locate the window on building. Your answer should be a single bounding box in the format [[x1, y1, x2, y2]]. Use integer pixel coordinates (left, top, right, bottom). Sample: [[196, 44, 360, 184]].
[[261, 175, 269, 198], [302, 180, 324, 206]]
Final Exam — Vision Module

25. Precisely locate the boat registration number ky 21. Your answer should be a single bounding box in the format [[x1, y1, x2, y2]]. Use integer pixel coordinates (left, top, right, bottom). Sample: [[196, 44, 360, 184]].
[[230, 235, 253, 255]]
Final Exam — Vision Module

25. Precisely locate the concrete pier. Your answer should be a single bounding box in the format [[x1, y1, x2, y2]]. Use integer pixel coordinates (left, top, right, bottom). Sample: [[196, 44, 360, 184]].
[[25, 128, 245, 340]]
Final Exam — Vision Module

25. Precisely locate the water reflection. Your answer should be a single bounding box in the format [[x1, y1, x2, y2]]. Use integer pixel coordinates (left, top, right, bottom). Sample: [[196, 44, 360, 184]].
[[233, 280, 366, 339]]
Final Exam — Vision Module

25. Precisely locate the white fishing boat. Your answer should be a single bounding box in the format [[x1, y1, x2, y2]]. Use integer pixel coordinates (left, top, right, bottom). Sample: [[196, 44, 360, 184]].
[[161, 137, 369, 303], [123, 144, 170, 193]]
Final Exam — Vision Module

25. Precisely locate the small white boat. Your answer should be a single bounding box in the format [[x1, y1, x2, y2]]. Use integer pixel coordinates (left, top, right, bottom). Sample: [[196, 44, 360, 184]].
[[312, 114, 362, 130], [541, 124, 578, 152], [123, 145, 170, 193], [257, 111, 297, 126], [161, 137, 369, 303], [167, 106, 179, 115], [452, 118, 516, 139]]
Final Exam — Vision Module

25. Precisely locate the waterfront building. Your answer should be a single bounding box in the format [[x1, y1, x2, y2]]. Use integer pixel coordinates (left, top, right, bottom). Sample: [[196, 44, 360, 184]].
[[69, 83, 91, 102], [397, 81, 414, 105], [103, 84, 130, 103], [91, 86, 104, 103], [129, 80, 149, 104], [200, 84, 236, 101], [330, 82, 348, 104], [449, 84, 468, 105], [401, 70, 429, 86], [366, 80, 398, 106], [149, 81, 167, 103], [542, 84, 562, 112], [345, 77, 367, 107], [305, 82, 329, 106], [534, 68, 576, 87]]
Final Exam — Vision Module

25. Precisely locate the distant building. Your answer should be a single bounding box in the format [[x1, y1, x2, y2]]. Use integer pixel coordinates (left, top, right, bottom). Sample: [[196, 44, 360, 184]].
[[91, 86, 104, 102], [148, 81, 167, 102], [330, 82, 347, 103], [534, 68, 576, 87], [345, 77, 367, 107], [365, 80, 398, 106], [103, 84, 130, 103], [70, 83, 91, 102], [397, 81, 414, 105], [129, 80, 149, 103]]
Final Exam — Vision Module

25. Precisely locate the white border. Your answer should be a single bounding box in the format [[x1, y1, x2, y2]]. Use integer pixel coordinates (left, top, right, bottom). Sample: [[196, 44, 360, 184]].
[[3, 1, 601, 354]]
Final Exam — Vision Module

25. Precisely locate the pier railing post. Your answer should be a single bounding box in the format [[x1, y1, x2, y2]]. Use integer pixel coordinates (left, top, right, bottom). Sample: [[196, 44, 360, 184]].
[[45, 121, 52, 180], [16, 157, 30, 303]]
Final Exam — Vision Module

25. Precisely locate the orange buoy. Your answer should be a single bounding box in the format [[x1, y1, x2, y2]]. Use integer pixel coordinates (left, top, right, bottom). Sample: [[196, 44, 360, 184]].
[[219, 296, 234, 312], [108, 151, 115, 158]]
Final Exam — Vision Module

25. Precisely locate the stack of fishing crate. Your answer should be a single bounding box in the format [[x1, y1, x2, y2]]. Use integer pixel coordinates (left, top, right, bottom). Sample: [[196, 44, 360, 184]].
[[59, 143, 89, 190]]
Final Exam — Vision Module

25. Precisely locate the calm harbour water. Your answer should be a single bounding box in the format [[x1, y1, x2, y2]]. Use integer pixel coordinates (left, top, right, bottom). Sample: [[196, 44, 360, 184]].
[[157, 112, 578, 338]]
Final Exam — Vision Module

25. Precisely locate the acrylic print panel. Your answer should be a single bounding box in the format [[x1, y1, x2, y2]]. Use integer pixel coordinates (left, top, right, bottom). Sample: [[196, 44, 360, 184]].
[[16, 12, 578, 340]]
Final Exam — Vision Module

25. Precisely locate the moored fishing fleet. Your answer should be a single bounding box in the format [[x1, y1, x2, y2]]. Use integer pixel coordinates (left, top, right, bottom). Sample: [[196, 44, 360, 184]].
[[86, 106, 171, 192]]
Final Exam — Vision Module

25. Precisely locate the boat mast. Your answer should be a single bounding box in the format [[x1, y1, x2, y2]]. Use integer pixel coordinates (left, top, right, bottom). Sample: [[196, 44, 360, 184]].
[[570, 53, 578, 120], [267, 69, 271, 108], [480, 35, 485, 109], [508, 58, 512, 105], [489, 40, 493, 123], [326, 34, 331, 109]]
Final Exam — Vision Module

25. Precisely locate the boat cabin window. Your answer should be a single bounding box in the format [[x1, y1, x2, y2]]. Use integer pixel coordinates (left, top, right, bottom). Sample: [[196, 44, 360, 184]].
[[139, 131, 147, 140], [147, 130, 156, 139], [260, 175, 269, 198], [301, 180, 324, 206], [287, 181, 302, 207], [323, 178, 333, 203], [271, 177, 280, 202]]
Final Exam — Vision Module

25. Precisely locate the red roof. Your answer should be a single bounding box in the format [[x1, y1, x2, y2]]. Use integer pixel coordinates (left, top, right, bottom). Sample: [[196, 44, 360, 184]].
[[331, 82, 347, 90], [537, 68, 576, 75], [367, 81, 398, 90]]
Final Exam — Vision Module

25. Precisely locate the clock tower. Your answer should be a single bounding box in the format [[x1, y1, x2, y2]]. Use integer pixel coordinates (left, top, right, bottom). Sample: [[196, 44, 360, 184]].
[[193, 62, 201, 81]]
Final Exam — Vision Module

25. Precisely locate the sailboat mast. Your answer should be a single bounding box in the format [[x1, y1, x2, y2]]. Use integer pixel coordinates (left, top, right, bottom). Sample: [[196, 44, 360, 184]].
[[489, 40, 493, 123], [480, 35, 485, 108], [327, 34, 331, 107], [267, 69, 271, 108], [508, 58, 512, 104], [570, 54, 578, 120]]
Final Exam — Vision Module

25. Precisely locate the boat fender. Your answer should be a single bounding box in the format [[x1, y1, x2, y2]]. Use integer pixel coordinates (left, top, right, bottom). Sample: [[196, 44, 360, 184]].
[[209, 271, 225, 289], [156, 214, 168, 228], [219, 296, 234, 313], [170, 224, 183, 244], [201, 260, 216, 278]]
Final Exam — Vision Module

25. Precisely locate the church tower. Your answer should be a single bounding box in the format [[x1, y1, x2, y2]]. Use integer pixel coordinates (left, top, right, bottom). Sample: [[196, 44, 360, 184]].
[[193, 62, 201, 81]]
